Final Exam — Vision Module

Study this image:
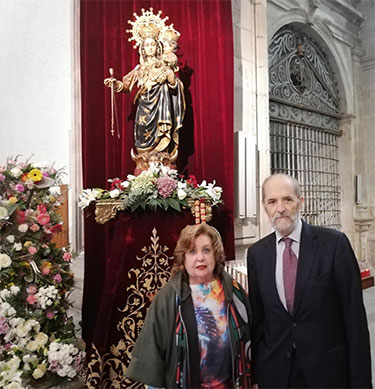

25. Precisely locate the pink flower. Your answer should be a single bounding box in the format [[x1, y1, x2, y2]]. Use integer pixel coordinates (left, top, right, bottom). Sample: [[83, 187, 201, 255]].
[[37, 213, 50, 226], [46, 312, 55, 320], [0, 316, 10, 335], [15, 183, 25, 192], [28, 246, 37, 255], [63, 252, 72, 262], [0, 174, 5, 181], [156, 176, 177, 198], [27, 285, 37, 294], [53, 274, 62, 283], [27, 294, 38, 305], [30, 223, 40, 232], [42, 266, 51, 275], [37, 204, 47, 214]]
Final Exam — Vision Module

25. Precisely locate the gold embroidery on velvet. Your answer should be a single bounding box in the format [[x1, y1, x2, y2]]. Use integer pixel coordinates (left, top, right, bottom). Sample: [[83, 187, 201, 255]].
[[85, 228, 172, 388]]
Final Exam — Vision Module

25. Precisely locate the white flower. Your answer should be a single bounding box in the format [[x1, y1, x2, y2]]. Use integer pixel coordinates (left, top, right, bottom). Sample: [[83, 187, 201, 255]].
[[17, 224, 28, 233], [177, 188, 187, 200], [32, 363, 47, 379], [78, 188, 100, 209], [35, 286, 60, 309], [35, 332, 49, 346], [10, 286, 20, 295], [6, 234, 15, 243], [32, 161, 50, 169], [22, 354, 38, 364], [177, 182, 187, 189], [109, 189, 120, 198], [0, 206, 8, 219], [26, 340, 38, 352], [200, 180, 222, 202], [4, 383, 24, 389], [126, 174, 136, 181], [10, 167, 22, 178], [13, 242, 22, 251], [15, 323, 29, 338], [0, 253, 12, 270], [0, 355, 23, 388], [6, 306, 16, 317], [0, 289, 11, 300], [121, 180, 130, 188], [47, 341, 81, 378]]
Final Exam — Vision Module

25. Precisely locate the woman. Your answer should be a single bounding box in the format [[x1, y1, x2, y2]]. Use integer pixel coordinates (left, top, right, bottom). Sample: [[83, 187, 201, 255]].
[[125, 223, 251, 388]]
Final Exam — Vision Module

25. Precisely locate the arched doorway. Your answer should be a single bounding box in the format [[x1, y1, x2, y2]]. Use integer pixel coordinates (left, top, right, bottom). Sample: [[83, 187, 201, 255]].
[[269, 25, 342, 229]]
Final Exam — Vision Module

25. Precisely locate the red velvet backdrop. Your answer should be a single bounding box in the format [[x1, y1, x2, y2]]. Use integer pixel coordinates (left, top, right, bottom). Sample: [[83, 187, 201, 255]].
[[81, 0, 234, 345]]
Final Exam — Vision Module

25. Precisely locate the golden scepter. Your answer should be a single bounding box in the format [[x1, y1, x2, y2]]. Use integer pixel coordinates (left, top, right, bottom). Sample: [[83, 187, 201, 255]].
[[108, 68, 120, 139]]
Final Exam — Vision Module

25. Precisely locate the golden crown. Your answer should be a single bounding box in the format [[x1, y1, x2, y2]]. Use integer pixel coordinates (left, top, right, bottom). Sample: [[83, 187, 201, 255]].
[[160, 24, 180, 43], [126, 8, 169, 48]]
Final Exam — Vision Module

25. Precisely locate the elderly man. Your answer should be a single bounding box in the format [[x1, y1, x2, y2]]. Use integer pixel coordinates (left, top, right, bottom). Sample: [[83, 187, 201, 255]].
[[247, 173, 372, 388]]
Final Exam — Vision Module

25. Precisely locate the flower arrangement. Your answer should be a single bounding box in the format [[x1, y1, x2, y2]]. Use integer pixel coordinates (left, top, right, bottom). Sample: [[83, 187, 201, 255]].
[[78, 163, 223, 213], [0, 157, 85, 388]]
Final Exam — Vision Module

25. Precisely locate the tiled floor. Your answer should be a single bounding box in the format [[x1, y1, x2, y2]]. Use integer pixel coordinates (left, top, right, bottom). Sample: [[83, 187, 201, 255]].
[[363, 286, 375, 387]]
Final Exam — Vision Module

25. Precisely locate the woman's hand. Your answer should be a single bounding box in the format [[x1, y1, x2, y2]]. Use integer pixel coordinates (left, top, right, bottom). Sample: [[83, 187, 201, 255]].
[[104, 77, 117, 87]]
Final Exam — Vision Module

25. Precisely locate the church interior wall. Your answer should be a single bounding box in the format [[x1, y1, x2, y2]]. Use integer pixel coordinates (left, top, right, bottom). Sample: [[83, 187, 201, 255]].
[[0, 0, 73, 183], [358, 0, 375, 267]]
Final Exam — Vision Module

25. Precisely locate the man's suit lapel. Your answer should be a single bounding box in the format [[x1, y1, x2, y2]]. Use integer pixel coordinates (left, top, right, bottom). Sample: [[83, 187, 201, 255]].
[[293, 222, 318, 316]]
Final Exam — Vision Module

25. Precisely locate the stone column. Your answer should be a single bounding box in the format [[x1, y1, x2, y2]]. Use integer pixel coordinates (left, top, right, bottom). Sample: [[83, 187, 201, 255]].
[[232, 0, 270, 263]]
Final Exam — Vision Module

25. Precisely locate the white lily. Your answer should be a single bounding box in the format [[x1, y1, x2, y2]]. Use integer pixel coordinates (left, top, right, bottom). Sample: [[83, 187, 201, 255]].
[[177, 188, 187, 200], [109, 189, 120, 198]]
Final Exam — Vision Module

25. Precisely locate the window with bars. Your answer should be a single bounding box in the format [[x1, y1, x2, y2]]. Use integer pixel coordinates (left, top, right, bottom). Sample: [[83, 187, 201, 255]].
[[270, 121, 341, 229], [269, 26, 342, 229]]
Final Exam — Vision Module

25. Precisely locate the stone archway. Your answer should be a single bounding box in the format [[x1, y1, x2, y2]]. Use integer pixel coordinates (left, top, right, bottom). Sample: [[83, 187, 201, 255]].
[[268, 25, 343, 229]]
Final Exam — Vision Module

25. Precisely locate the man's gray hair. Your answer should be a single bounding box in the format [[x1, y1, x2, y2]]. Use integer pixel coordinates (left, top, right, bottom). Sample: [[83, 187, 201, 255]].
[[262, 173, 302, 202]]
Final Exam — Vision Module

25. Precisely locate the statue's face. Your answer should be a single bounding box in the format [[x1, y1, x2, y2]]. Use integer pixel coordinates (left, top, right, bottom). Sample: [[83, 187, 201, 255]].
[[144, 38, 157, 57], [163, 40, 172, 54]]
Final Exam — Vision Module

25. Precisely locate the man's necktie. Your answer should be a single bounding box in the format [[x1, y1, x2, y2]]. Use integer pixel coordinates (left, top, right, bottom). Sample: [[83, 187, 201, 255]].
[[283, 237, 298, 313]]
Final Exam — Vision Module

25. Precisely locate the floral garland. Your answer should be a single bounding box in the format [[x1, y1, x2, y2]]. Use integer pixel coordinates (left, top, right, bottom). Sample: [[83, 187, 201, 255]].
[[0, 157, 85, 388], [79, 163, 223, 213]]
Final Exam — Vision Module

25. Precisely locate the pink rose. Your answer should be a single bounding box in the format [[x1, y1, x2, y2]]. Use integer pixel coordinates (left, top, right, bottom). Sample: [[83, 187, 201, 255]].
[[53, 274, 62, 283], [63, 252, 72, 262], [28, 246, 37, 255], [27, 294, 38, 305], [30, 223, 40, 232], [37, 204, 47, 214], [27, 285, 37, 294], [42, 266, 51, 275], [46, 312, 55, 320], [0, 174, 5, 181], [37, 213, 50, 226]]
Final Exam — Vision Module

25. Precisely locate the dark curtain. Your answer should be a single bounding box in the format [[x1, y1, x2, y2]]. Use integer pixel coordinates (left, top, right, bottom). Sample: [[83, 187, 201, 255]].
[[81, 0, 234, 345]]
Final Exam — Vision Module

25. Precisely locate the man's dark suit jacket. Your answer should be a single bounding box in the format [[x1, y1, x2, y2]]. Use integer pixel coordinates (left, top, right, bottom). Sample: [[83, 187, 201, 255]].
[[247, 221, 372, 388]]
